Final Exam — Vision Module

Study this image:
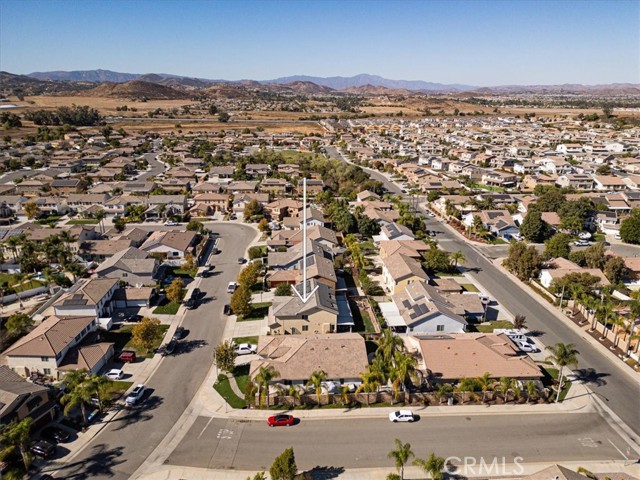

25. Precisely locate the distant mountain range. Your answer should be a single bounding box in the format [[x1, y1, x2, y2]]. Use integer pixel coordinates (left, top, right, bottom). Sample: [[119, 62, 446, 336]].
[[266, 73, 474, 92], [15, 69, 640, 96]]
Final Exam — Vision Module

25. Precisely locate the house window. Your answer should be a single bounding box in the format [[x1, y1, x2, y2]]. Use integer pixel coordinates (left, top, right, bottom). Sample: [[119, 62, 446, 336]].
[[40, 356, 50, 362], [75, 334, 81, 342], [301, 315, 308, 320], [436, 325, 445, 332], [43, 368, 51, 375], [302, 325, 309, 332], [122, 273, 128, 277]]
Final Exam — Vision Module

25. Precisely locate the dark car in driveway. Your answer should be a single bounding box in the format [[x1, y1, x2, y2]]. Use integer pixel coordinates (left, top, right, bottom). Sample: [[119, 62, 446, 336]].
[[31, 440, 57, 458], [40, 425, 71, 443]]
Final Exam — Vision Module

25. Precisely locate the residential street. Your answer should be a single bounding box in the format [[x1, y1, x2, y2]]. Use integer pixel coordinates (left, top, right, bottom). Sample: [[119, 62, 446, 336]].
[[327, 146, 640, 438], [166, 413, 630, 471], [47, 223, 257, 480]]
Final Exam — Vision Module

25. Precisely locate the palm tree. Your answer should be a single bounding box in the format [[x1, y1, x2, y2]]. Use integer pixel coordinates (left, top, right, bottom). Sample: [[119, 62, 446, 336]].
[[513, 314, 527, 330], [377, 328, 404, 365], [95, 209, 107, 235], [388, 438, 414, 480], [449, 250, 465, 269], [455, 377, 477, 404], [5, 232, 27, 262], [286, 385, 301, 407], [57, 231, 79, 258], [61, 381, 94, 425], [524, 381, 539, 403], [596, 300, 615, 340], [435, 383, 453, 404], [0, 417, 34, 471], [414, 452, 446, 480], [306, 370, 327, 406], [545, 342, 580, 402], [497, 377, 515, 403], [472, 215, 484, 238], [357, 367, 383, 406], [254, 365, 279, 408], [63, 368, 89, 390], [90, 374, 111, 412], [476, 372, 493, 403], [65, 261, 86, 283], [390, 350, 417, 400]]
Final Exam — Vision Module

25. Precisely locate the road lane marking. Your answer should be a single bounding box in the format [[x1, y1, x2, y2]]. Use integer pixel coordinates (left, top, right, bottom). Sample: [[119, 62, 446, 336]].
[[608, 438, 629, 460], [578, 437, 599, 448], [198, 417, 214, 439], [216, 428, 234, 440]]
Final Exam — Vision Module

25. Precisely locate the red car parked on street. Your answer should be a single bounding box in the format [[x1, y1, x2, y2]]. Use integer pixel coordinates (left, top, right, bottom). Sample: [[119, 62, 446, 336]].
[[267, 414, 295, 427]]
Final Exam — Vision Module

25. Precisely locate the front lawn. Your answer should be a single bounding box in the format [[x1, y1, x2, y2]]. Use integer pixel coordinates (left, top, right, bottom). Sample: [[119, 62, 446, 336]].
[[67, 219, 100, 225], [543, 367, 572, 403], [233, 335, 258, 345], [474, 320, 514, 333], [167, 266, 196, 279], [460, 283, 480, 292], [213, 376, 246, 409], [233, 364, 251, 394], [153, 300, 181, 315], [238, 302, 271, 321], [102, 324, 169, 357]]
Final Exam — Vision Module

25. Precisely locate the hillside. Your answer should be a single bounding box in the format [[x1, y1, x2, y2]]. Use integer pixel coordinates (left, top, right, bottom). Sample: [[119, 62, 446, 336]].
[[470, 83, 640, 96], [0, 71, 94, 97], [268, 73, 474, 92], [29, 69, 140, 83], [339, 84, 414, 96], [83, 80, 191, 100]]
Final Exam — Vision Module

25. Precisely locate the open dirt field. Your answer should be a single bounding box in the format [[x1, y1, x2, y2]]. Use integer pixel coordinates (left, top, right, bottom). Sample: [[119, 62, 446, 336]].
[[110, 119, 324, 135], [19, 96, 191, 116]]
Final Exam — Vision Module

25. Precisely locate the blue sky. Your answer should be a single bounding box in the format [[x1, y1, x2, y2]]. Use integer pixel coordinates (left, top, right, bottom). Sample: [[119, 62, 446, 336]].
[[1, 0, 638, 86]]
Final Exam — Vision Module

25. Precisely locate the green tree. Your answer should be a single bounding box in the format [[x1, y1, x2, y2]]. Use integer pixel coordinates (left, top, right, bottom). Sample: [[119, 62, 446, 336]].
[[230, 284, 252, 317], [214, 340, 237, 373], [535, 187, 566, 212], [5, 312, 34, 339], [519, 210, 549, 243], [165, 278, 186, 303], [0, 417, 34, 471], [414, 452, 446, 480], [274, 283, 292, 296], [186, 219, 204, 232], [604, 256, 628, 284], [238, 262, 261, 289], [113, 215, 126, 233], [620, 209, 640, 244], [131, 317, 163, 353], [24, 201, 40, 220], [503, 241, 542, 281], [182, 253, 198, 276], [422, 247, 451, 273], [388, 438, 414, 480], [356, 214, 381, 237], [544, 233, 572, 259], [218, 112, 230, 123], [243, 199, 262, 221], [269, 447, 297, 480], [258, 218, 270, 233], [584, 242, 607, 270], [545, 342, 580, 402], [61, 379, 94, 424]]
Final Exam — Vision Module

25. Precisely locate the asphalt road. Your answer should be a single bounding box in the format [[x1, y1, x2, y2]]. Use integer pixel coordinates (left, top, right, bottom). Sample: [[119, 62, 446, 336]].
[[166, 413, 631, 471], [50, 223, 257, 480], [328, 146, 640, 437], [137, 152, 165, 181]]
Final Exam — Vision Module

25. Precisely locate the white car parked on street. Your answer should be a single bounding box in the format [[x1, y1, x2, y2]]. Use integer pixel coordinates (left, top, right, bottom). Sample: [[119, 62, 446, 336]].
[[388, 410, 416, 422]]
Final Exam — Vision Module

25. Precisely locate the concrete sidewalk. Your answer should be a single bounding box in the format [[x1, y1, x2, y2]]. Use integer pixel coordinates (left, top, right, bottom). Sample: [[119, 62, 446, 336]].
[[135, 460, 640, 480]]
